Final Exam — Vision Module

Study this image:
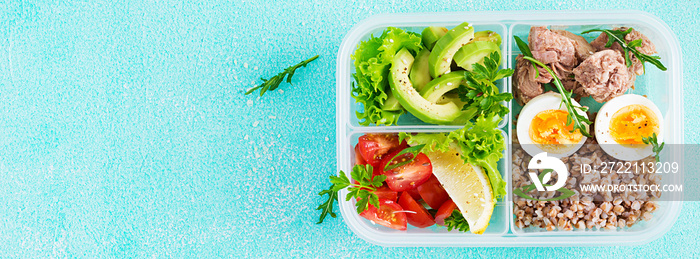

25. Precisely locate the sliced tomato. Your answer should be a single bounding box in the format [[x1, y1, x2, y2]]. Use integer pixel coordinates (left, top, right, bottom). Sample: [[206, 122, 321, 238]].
[[359, 199, 407, 230], [357, 134, 402, 166], [405, 187, 422, 201], [380, 149, 433, 192], [373, 185, 398, 202], [354, 144, 367, 165], [434, 199, 457, 226], [398, 192, 435, 228], [355, 184, 398, 203], [417, 175, 450, 209]]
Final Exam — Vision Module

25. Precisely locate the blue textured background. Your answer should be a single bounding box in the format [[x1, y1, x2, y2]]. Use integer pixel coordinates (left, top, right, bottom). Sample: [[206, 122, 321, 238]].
[[1, 0, 699, 257]]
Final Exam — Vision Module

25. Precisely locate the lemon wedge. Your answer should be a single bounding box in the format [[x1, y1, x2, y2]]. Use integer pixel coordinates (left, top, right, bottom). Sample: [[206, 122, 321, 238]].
[[425, 146, 495, 234]]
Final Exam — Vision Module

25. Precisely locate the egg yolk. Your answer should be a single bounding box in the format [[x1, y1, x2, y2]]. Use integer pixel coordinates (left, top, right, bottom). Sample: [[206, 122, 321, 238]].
[[609, 104, 659, 144], [529, 109, 583, 145]]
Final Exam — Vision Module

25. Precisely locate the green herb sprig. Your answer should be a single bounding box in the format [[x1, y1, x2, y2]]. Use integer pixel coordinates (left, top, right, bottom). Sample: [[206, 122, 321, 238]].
[[642, 133, 665, 162], [459, 51, 514, 119], [316, 164, 386, 224], [443, 210, 470, 232], [513, 36, 592, 137], [581, 28, 666, 72], [245, 55, 319, 96], [316, 186, 338, 224]]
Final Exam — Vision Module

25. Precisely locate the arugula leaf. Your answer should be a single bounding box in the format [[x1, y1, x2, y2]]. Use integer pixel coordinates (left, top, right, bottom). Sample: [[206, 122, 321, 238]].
[[399, 113, 507, 200], [458, 51, 514, 120], [383, 144, 426, 171], [316, 186, 338, 224], [352, 27, 423, 126], [245, 55, 319, 96], [513, 36, 592, 138], [444, 210, 470, 232], [581, 28, 667, 72], [642, 132, 665, 162], [316, 164, 388, 223]]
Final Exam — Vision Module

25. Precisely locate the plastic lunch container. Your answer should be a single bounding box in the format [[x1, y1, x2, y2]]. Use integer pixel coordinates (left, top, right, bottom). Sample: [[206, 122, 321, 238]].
[[335, 10, 684, 246]]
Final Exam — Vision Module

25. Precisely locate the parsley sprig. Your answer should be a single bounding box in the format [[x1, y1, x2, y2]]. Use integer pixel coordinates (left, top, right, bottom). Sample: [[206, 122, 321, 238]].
[[514, 36, 592, 137], [245, 55, 319, 96], [316, 164, 387, 224], [443, 209, 470, 232], [459, 51, 514, 119], [581, 28, 666, 72], [641, 133, 665, 162]]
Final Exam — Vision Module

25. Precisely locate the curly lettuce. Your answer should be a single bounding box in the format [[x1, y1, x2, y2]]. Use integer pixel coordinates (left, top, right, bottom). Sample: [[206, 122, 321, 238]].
[[399, 113, 507, 200], [351, 27, 423, 126]]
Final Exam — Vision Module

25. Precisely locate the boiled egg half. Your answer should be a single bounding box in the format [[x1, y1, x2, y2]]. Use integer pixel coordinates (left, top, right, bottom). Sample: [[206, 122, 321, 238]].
[[595, 94, 663, 161], [517, 92, 589, 158]]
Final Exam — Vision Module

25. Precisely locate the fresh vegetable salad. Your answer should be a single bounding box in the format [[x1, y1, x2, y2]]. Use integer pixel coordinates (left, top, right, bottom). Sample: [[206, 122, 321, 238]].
[[320, 22, 511, 235], [350, 23, 511, 126]]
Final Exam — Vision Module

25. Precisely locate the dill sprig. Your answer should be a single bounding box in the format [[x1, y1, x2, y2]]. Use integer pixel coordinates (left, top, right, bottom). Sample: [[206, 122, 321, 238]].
[[245, 55, 319, 96]]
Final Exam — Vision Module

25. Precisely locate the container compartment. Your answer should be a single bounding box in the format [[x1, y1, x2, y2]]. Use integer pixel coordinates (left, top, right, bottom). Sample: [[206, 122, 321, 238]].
[[508, 20, 682, 235], [338, 21, 509, 130], [338, 129, 510, 246]]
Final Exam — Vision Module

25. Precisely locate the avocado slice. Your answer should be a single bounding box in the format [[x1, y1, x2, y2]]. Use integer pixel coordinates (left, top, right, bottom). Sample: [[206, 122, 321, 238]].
[[454, 41, 501, 71], [381, 90, 402, 111], [429, 22, 475, 78], [390, 48, 461, 124], [473, 30, 502, 45], [409, 49, 432, 92], [421, 26, 448, 51], [419, 71, 465, 103]]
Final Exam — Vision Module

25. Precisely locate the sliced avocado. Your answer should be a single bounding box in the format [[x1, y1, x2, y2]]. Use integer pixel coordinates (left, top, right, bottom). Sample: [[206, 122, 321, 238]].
[[435, 92, 465, 105], [429, 22, 475, 78], [473, 30, 502, 45], [421, 26, 448, 51], [390, 48, 461, 124], [454, 41, 501, 71], [409, 49, 432, 92], [419, 71, 465, 103], [381, 90, 402, 111]]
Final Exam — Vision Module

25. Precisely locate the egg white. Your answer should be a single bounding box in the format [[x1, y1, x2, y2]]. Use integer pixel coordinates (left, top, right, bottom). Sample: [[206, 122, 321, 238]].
[[595, 94, 664, 161], [517, 92, 589, 158]]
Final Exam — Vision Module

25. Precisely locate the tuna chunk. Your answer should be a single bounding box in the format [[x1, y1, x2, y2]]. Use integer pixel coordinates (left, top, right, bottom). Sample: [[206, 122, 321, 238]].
[[513, 55, 553, 105], [553, 30, 596, 62], [573, 50, 630, 102], [529, 26, 577, 67], [590, 27, 657, 76]]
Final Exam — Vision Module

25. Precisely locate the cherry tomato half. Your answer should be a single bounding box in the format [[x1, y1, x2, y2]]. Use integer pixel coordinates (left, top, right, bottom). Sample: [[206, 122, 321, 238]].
[[380, 149, 433, 192], [359, 199, 407, 230], [417, 176, 450, 209], [398, 192, 435, 228], [434, 199, 457, 226], [354, 144, 367, 165], [356, 185, 398, 203], [405, 187, 422, 201], [357, 134, 403, 166]]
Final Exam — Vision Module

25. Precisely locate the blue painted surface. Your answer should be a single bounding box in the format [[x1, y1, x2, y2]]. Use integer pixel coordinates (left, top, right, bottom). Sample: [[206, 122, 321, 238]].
[[1, 0, 699, 257]]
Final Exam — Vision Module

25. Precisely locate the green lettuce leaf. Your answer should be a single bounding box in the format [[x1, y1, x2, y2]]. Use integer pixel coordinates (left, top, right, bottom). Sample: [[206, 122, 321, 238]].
[[351, 27, 422, 126], [400, 113, 507, 200]]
